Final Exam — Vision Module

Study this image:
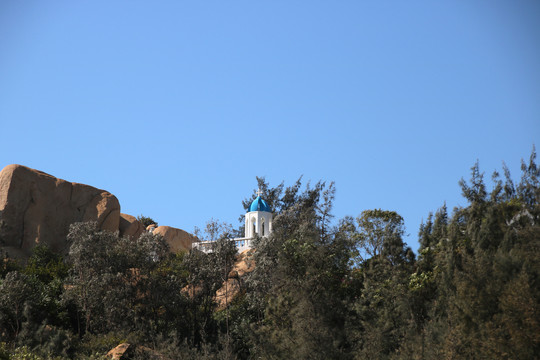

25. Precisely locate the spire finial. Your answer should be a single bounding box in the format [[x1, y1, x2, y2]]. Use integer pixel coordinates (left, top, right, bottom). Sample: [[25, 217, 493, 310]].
[[256, 188, 263, 197]]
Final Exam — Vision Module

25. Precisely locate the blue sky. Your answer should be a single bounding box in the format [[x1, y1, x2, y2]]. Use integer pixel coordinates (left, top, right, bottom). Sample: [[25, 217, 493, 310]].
[[1, 1, 538, 252]]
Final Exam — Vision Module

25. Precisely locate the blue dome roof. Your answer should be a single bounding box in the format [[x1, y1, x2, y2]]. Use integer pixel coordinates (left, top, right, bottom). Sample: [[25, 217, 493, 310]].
[[249, 196, 271, 212]]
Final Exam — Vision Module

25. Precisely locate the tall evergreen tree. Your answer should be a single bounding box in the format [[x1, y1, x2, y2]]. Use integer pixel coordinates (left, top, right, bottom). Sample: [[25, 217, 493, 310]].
[[417, 148, 540, 359], [244, 180, 352, 359]]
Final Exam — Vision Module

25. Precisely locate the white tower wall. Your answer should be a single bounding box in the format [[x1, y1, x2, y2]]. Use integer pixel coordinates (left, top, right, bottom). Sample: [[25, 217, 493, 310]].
[[245, 211, 273, 238]]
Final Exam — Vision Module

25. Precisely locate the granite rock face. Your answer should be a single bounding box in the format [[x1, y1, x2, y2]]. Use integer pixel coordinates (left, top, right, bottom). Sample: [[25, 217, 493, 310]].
[[106, 343, 133, 359], [152, 225, 196, 253], [215, 249, 255, 309], [119, 213, 145, 239], [0, 164, 120, 257]]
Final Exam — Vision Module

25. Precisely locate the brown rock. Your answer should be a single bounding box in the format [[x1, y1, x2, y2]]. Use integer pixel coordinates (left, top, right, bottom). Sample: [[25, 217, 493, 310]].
[[107, 343, 133, 359], [232, 248, 256, 277], [152, 225, 196, 253], [0, 164, 120, 257], [119, 213, 145, 239], [215, 278, 241, 309], [106, 343, 169, 360], [214, 249, 256, 309]]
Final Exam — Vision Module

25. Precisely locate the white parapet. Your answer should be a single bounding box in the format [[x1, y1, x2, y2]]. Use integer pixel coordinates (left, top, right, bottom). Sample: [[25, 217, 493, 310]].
[[192, 237, 253, 254], [234, 237, 253, 253]]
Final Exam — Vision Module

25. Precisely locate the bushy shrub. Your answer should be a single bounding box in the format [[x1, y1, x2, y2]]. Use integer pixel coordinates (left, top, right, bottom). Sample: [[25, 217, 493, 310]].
[[136, 215, 157, 227]]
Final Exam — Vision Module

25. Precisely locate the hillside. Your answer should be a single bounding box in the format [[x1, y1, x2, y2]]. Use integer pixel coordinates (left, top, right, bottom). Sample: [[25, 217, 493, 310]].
[[0, 152, 539, 359]]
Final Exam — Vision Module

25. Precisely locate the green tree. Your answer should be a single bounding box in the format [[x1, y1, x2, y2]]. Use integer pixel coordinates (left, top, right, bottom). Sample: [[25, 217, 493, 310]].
[[413, 148, 540, 359], [64, 221, 170, 336], [244, 180, 353, 359], [23, 245, 69, 284], [0, 249, 19, 279], [354, 209, 411, 265], [182, 237, 237, 347], [347, 209, 414, 359], [0, 272, 38, 341], [12, 245, 74, 356], [136, 215, 158, 228], [194, 218, 233, 242], [405, 205, 447, 359]]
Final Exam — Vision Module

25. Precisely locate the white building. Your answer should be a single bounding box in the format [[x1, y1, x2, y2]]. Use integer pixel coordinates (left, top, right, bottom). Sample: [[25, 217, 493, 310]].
[[193, 191, 273, 253]]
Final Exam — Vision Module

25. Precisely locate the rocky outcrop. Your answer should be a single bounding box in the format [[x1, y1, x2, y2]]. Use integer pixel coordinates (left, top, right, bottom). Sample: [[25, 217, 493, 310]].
[[107, 343, 133, 359], [107, 343, 169, 360], [215, 277, 242, 309], [152, 225, 196, 253], [0, 164, 120, 257], [231, 248, 256, 277], [119, 213, 145, 239], [215, 249, 255, 308]]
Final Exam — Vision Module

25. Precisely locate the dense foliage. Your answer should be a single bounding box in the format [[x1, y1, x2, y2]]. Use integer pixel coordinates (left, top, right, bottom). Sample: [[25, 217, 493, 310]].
[[0, 150, 538, 359]]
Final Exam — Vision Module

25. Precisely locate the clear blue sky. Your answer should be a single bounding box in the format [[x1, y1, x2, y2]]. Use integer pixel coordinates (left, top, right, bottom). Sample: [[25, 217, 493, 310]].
[[1, 1, 538, 252]]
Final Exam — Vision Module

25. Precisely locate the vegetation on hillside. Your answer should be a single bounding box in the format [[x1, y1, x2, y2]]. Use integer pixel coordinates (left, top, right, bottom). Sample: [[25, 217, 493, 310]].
[[0, 149, 538, 359]]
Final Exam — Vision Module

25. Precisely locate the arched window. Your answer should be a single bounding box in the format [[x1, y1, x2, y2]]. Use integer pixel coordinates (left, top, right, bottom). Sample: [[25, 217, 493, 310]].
[[251, 216, 256, 237], [261, 218, 265, 236]]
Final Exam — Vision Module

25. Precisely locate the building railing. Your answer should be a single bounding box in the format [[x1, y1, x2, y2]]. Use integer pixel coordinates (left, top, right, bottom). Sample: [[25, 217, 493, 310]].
[[192, 237, 253, 253]]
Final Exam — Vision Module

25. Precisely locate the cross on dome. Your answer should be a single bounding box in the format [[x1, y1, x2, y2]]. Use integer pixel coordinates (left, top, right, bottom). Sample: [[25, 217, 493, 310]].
[[249, 190, 271, 212], [256, 188, 263, 197]]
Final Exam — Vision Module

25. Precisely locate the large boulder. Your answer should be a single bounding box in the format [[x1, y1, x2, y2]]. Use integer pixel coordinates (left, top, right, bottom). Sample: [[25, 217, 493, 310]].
[[107, 343, 133, 359], [119, 213, 145, 239], [152, 225, 196, 253], [0, 164, 121, 257]]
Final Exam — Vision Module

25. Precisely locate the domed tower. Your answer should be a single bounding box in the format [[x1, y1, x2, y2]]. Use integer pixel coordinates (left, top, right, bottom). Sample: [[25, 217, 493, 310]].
[[245, 190, 273, 238]]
